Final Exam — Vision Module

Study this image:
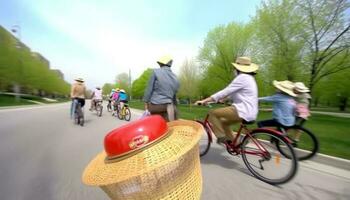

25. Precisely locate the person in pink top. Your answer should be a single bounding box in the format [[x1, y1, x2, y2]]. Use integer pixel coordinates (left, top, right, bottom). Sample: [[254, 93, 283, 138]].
[[112, 88, 120, 115], [195, 57, 259, 144]]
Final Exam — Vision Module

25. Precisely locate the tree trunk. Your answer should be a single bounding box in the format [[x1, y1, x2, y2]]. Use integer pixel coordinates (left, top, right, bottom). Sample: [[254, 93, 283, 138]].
[[339, 97, 348, 111]]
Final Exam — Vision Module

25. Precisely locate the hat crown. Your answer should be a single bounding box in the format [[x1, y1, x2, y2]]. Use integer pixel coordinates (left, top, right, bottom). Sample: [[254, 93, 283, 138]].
[[157, 55, 173, 65], [104, 115, 168, 160], [294, 82, 308, 90], [235, 57, 251, 65]]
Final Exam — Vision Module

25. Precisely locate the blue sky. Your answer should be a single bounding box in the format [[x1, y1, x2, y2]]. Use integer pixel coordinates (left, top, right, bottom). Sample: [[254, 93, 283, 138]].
[[0, 0, 261, 88]]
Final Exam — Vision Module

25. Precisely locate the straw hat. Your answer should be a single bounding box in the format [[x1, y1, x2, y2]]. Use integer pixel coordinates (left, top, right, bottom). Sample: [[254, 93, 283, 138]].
[[119, 89, 125, 93], [273, 80, 296, 97], [75, 78, 84, 82], [294, 82, 310, 93], [82, 115, 203, 199], [157, 55, 173, 67], [232, 57, 259, 73]]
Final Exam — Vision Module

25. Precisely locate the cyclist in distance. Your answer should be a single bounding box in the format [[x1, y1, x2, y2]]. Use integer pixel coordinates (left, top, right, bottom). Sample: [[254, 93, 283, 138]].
[[118, 89, 128, 111], [90, 86, 103, 111], [108, 88, 116, 105], [70, 78, 86, 117], [143, 55, 180, 121], [195, 56, 259, 145]]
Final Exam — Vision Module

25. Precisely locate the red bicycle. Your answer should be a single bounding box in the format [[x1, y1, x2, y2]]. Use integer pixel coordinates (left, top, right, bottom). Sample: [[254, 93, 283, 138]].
[[197, 113, 298, 185]]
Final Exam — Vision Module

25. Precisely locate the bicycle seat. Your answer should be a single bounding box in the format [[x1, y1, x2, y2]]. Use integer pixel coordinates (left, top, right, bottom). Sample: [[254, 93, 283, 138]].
[[242, 120, 255, 125]]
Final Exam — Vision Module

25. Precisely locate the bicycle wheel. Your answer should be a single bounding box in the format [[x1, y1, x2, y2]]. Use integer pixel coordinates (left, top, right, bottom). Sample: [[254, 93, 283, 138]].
[[124, 107, 131, 121], [276, 126, 319, 161], [117, 108, 124, 120], [107, 103, 112, 112], [196, 120, 211, 157], [76, 104, 84, 126], [241, 129, 298, 185], [97, 105, 103, 117]]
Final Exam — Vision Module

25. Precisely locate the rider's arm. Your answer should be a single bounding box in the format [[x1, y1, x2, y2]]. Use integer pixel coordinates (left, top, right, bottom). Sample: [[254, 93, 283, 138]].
[[258, 95, 277, 102], [143, 71, 156, 103], [211, 76, 243, 102]]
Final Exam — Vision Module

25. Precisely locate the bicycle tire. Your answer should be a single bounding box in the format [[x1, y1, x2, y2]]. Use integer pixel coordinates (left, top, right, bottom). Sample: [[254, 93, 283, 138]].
[[117, 108, 124, 120], [196, 120, 211, 157], [76, 104, 84, 126], [107, 103, 112, 112], [124, 108, 131, 121], [241, 129, 298, 185], [98, 105, 103, 117], [276, 126, 319, 161]]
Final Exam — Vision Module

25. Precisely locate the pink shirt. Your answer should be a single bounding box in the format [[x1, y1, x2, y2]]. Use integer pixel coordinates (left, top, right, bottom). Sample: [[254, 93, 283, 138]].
[[211, 74, 258, 121], [112, 92, 119, 100]]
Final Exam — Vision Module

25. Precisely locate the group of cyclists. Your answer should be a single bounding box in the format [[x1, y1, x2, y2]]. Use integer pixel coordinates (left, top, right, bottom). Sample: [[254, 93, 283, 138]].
[[70, 77, 129, 125], [107, 88, 129, 116], [71, 55, 312, 138], [194, 56, 311, 145]]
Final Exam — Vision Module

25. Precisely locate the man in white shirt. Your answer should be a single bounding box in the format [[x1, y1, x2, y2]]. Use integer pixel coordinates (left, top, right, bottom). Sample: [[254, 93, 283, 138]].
[[195, 57, 259, 144], [90, 87, 103, 111]]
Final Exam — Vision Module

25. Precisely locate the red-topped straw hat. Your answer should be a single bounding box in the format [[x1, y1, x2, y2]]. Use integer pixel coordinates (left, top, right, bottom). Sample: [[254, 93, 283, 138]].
[[82, 115, 204, 199]]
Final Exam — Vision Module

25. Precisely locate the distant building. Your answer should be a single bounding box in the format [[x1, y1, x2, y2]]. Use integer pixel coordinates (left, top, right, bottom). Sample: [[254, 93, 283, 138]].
[[51, 69, 64, 79], [31, 52, 50, 67]]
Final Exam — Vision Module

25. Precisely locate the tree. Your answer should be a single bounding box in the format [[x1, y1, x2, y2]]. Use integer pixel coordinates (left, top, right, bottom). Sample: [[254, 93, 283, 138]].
[[178, 58, 200, 103], [298, 0, 350, 93], [198, 22, 255, 96], [254, 0, 305, 82], [102, 83, 114, 95], [115, 73, 130, 93], [131, 68, 153, 99], [312, 53, 350, 110]]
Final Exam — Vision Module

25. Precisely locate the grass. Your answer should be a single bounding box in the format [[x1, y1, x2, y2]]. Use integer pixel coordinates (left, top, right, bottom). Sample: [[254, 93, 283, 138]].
[[129, 100, 350, 160], [0, 94, 36, 106], [0, 94, 69, 107]]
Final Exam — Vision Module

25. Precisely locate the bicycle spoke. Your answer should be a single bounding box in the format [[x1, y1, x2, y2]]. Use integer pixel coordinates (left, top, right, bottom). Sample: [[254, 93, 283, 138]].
[[241, 131, 298, 184]]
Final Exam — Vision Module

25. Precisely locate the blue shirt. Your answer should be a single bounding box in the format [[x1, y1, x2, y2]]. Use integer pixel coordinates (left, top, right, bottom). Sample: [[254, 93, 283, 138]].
[[143, 67, 180, 104], [119, 93, 128, 101], [259, 93, 296, 126]]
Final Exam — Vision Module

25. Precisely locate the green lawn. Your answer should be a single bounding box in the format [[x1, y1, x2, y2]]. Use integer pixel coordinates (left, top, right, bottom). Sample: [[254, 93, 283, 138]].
[[0, 94, 69, 107], [129, 101, 350, 160], [0, 94, 36, 106]]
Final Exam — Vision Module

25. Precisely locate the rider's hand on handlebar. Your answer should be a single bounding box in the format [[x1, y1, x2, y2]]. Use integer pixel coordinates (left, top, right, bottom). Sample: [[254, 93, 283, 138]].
[[194, 100, 206, 106]]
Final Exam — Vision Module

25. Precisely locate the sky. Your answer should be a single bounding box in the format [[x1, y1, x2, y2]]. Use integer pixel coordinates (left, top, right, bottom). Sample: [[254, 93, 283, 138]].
[[0, 0, 261, 89]]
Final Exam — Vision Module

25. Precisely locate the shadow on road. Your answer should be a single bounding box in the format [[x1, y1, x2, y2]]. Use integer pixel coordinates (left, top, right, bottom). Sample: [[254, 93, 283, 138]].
[[200, 146, 240, 169]]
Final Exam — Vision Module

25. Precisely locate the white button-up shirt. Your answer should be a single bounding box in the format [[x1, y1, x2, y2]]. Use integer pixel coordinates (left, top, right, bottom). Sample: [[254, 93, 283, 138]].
[[211, 73, 258, 121]]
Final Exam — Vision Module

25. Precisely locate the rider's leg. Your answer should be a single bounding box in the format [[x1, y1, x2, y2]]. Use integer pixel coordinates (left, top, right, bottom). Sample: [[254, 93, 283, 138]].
[[90, 99, 94, 110], [208, 106, 241, 142], [119, 101, 124, 114], [294, 117, 306, 141], [148, 103, 168, 121], [257, 119, 280, 128], [166, 103, 176, 121]]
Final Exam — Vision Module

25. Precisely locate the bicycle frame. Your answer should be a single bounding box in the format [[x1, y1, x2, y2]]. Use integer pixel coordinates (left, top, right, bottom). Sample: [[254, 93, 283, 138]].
[[201, 114, 293, 156]]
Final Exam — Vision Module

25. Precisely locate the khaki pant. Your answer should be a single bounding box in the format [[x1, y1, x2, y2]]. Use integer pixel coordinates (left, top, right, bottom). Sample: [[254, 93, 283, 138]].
[[148, 103, 178, 122], [208, 106, 242, 141]]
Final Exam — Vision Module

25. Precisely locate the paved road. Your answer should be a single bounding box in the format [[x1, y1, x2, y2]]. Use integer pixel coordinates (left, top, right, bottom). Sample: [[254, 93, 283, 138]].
[[0, 103, 349, 200]]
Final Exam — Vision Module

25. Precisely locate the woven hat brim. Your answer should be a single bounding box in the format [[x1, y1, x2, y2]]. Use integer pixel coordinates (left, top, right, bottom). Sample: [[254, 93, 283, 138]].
[[295, 87, 310, 93], [232, 63, 259, 73], [273, 81, 296, 97], [82, 120, 204, 186]]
